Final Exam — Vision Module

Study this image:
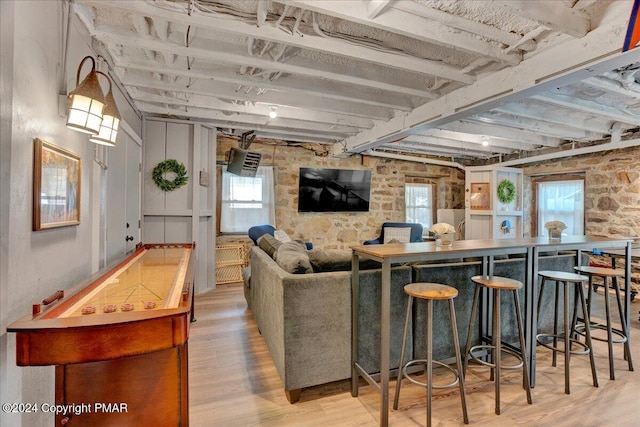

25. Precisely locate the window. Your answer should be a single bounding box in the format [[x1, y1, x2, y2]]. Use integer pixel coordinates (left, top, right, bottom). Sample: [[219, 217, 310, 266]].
[[220, 166, 275, 233], [534, 176, 585, 237], [405, 181, 436, 232]]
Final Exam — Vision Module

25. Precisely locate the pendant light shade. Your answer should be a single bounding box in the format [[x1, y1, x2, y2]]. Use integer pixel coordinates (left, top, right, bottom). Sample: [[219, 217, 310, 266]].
[[90, 71, 121, 147], [66, 56, 105, 135]]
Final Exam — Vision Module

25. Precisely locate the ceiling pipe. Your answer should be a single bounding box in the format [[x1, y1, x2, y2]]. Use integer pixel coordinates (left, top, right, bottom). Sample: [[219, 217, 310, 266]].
[[364, 150, 466, 170]]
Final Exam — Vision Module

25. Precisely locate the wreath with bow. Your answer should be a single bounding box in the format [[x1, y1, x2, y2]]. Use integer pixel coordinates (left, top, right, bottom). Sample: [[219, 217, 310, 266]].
[[497, 179, 516, 204], [152, 159, 188, 192]]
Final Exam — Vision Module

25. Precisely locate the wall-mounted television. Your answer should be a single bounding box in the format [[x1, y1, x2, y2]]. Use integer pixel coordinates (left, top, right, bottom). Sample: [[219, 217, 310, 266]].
[[298, 167, 371, 212]]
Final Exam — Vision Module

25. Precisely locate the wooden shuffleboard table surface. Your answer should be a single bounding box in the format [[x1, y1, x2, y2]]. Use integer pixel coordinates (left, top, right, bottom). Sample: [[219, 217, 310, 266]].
[[58, 246, 189, 317]]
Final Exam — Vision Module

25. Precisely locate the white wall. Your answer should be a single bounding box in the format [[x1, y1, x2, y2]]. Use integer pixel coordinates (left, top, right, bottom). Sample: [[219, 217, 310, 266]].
[[0, 1, 141, 425]]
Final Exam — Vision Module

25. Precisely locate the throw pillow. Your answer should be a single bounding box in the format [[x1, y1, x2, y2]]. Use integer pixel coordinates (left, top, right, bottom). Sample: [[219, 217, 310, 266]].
[[258, 234, 282, 258], [274, 229, 292, 243], [274, 241, 313, 274], [383, 227, 411, 244]]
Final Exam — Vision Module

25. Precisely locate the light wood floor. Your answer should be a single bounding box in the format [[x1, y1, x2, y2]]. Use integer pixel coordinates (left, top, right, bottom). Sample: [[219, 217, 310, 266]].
[[189, 283, 640, 426]]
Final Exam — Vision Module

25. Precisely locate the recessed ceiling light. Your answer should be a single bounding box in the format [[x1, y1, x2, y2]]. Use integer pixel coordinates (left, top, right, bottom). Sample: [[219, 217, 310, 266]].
[[269, 105, 278, 119]]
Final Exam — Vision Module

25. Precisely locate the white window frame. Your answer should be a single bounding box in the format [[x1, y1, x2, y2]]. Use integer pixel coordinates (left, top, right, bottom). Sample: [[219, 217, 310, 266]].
[[405, 181, 435, 233], [220, 166, 275, 233], [535, 177, 585, 237]]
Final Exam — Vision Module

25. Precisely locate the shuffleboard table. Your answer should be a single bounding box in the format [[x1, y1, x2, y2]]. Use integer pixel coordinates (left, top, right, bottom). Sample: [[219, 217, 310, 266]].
[[7, 243, 195, 426]]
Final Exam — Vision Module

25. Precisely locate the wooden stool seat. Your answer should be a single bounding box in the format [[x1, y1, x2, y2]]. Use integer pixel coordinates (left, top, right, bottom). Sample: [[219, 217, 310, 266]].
[[404, 283, 458, 300], [574, 265, 624, 278], [471, 275, 522, 290], [538, 270, 588, 283]]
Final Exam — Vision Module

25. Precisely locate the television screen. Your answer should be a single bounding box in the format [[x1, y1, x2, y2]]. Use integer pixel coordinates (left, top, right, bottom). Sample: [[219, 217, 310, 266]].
[[298, 167, 371, 212]]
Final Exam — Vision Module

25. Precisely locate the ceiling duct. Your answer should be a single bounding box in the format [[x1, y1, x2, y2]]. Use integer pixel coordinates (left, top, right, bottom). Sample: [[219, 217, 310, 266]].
[[227, 131, 261, 177]]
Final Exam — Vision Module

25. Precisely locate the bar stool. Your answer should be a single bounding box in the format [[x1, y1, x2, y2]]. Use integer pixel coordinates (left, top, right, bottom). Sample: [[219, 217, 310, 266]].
[[536, 271, 598, 394], [393, 283, 469, 427], [573, 265, 634, 379], [463, 276, 532, 415]]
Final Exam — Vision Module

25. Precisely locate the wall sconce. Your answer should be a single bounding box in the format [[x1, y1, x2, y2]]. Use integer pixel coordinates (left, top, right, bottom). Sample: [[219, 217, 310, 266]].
[[66, 56, 105, 135], [269, 105, 278, 119], [89, 71, 121, 147]]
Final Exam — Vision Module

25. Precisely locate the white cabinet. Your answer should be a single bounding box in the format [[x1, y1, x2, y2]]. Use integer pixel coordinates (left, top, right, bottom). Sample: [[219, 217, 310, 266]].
[[464, 165, 523, 240]]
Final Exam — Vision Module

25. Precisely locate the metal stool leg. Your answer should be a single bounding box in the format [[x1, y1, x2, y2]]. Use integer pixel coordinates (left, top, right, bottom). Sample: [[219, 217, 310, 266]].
[[553, 280, 560, 367], [602, 277, 615, 380], [512, 289, 532, 404], [613, 277, 634, 372], [425, 299, 433, 427], [448, 299, 469, 424], [537, 277, 546, 322], [393, 295, 413, 410], [563, 281, 571, 394], [463, 286, 481, 377], [577, 283, 599, 389], [493, 288, 501, 415]]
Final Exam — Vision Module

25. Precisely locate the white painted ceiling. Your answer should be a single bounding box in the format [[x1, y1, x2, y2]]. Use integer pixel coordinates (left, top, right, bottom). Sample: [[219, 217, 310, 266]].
[[74, 0, 640, 164]]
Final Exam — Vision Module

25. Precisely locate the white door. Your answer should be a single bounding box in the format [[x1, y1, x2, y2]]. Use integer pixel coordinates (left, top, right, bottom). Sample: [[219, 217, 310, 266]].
[[105, 131, 141, 264], [125, 134, 141, 253]]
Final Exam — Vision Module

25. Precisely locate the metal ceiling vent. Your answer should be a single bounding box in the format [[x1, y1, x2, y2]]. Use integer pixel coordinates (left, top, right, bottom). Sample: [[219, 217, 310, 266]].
[[227, 131, 261, 177]]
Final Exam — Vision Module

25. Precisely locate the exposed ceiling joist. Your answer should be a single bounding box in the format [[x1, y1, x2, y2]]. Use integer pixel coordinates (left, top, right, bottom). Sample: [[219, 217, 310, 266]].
[[276, 0, 521, 65], [115, 58, 415, 111], [74, 0, 640, 165], [136, 101, 358, 136], [368, 0, 393, 19], [129, 90, 373, 130], [119, 74, 394, 121], [334, 11, 640, 154], [416, 128, 538, 151], [494, 1, 589, 38], [83, 0, 471, 85]]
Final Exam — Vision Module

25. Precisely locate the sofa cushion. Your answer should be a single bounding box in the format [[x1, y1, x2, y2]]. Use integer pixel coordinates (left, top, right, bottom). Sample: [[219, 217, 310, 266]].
[[308, 249, 380, 272], [258, 234, 282, 258], [308, 249, 349, 272], [274, 241, 313, 274], [383, 227, 411, 244]]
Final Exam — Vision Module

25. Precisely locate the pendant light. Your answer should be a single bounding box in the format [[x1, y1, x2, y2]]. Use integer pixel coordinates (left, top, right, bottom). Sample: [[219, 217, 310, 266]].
[[89, 71, 121, 147], [66, 56, 105, 135]]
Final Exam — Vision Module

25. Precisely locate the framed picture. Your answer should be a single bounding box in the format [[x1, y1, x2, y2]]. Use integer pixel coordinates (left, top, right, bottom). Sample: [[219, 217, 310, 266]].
[[469, 182, 490, 210], [32, 138, 81, 231]]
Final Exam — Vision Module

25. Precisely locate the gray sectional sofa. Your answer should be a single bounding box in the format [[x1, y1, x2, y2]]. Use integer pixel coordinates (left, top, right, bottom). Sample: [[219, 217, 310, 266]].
[[246, 239, 581, 403], [248, 245, 413, 403]]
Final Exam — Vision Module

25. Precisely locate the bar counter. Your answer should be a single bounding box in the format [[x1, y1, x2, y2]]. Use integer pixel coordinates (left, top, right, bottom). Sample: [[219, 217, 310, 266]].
[[350, 235, 632, 427]]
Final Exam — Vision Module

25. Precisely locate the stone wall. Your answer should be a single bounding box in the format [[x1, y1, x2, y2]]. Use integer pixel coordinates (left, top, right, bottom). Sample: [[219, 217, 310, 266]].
[[522, 146, 640, 240], [522, 146, 640, 288], [216, 136, 465, 250], [214, 135, 639, 287]]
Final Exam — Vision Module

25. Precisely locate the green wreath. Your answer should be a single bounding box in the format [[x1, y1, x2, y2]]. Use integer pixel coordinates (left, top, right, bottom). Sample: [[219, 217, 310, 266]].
[[497, 179, 516, 204], [152, 159, 188, 192]]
